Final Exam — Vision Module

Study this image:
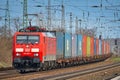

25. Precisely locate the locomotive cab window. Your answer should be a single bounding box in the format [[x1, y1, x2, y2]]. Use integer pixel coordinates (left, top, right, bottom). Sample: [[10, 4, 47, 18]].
[[16, 35, 39, 44], [28, 36, 39, 44]]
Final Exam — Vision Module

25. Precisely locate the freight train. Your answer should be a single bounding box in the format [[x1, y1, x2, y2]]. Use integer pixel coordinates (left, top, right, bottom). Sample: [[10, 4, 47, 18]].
[[12, 26, 111, 73]]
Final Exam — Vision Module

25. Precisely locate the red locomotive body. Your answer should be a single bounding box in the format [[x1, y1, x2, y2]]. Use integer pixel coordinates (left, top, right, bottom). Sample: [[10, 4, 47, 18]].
[[12, 31, 56, 71]]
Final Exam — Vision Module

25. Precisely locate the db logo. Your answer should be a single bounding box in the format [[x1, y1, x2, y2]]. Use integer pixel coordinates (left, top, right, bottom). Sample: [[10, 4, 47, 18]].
[[25, 48, 30, 52]]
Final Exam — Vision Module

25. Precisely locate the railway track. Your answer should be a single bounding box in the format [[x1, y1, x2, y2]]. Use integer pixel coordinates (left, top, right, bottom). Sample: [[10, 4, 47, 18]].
[[33, 62, 120, 80], [0, 62, 120, 80], [0, 70, 22, 79], [0, 69, 41, 79], [0, 67, 13, 71]]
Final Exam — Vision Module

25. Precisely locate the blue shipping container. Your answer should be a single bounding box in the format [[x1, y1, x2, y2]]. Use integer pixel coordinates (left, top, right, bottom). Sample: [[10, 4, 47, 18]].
[[94, 38, 97, 55], [64, 33, 72, 58], [72, 34, 77, 57], [77, 34, 82, 56], [56, 32, 64, 59]]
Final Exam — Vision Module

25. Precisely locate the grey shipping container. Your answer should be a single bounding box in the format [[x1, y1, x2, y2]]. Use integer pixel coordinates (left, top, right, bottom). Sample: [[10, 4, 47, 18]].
[[99, 40, 102, 55], [56, 32, 64, 59], [72, 34, 77, 57], [64, 33, 72, 58], [77, 34, 82, 56]]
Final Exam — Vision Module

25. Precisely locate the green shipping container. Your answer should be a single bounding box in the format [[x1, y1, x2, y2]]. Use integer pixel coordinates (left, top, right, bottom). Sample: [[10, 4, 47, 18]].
[[77, 34, 82, 56]]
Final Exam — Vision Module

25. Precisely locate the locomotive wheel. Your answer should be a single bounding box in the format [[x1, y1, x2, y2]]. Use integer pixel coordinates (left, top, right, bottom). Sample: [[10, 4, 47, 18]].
[[42, 67, 48, 71], [36, 68, 41, 72], [20, 69, 26, 73], [42, 64, 48, 71]]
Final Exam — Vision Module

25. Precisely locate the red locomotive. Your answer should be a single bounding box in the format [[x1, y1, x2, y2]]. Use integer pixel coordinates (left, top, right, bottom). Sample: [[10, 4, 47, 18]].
[[13, 26, 56, 72]]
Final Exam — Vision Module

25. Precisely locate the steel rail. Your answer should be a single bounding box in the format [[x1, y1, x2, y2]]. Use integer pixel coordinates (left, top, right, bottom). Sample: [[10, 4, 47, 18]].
[[33, 62, 120, 80]]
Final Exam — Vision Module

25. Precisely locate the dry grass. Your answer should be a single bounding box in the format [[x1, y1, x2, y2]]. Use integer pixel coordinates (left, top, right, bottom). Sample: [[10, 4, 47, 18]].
[[0, 37, 12, 68], [111, 56, 120, 62]]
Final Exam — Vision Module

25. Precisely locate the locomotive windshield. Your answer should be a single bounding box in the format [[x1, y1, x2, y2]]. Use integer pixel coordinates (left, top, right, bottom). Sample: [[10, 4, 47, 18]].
[[16, 35, 39, 44]]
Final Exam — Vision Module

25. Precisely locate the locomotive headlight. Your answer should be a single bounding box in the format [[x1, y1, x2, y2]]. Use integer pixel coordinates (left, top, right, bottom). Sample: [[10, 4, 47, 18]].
[[16, 53, 21, 56], [34, 53, 39, 57], [31, 48, 39, 52], [16, 48, 23, 52]]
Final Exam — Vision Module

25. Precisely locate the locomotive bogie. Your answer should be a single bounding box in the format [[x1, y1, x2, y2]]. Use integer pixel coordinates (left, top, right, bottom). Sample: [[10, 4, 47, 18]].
[[13, 57, 40, 69]]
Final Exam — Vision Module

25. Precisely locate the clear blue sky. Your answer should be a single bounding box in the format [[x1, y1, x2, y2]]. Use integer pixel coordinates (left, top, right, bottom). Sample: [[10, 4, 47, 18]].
[[0, 0, 120, 39]]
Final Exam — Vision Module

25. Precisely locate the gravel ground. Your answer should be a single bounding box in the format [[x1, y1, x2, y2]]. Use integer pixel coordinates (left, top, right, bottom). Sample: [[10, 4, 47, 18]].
[[4, 58, 120, 80], [69, 66, 120, 80]]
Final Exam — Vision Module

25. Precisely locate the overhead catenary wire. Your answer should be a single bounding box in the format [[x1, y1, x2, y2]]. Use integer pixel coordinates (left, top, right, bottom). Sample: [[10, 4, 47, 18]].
[[0, 0, 120, 38]]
